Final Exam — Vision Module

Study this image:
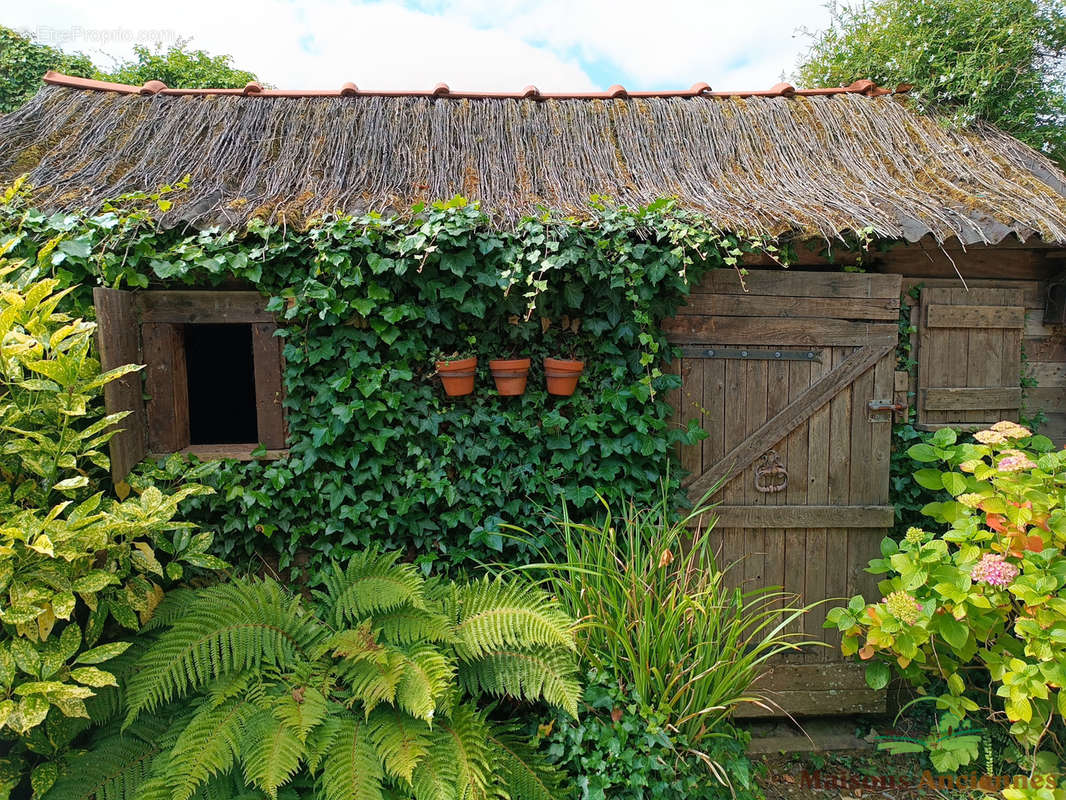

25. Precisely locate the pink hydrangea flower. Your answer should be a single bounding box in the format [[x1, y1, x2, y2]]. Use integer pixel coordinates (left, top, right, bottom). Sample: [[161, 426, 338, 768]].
[[996, 451, 1037, 472], [971, 554, 1019, 588]]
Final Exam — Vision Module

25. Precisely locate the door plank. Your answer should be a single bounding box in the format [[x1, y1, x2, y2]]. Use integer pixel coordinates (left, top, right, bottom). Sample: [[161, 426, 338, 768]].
[[711, 505, 894, 528]]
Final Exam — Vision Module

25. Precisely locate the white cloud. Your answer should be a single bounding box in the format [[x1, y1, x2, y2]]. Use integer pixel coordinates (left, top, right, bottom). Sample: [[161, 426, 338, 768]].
[[2, 0, 834, 91]]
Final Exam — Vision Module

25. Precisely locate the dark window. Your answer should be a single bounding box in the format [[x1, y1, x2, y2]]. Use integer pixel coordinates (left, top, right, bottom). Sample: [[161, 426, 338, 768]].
[[184, 324, 258, 445]]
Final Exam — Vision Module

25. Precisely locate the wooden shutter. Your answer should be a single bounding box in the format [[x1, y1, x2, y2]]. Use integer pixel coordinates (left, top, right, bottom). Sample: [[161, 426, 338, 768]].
[[916, 287, 1024, 429], [93, 288, 146, 482]]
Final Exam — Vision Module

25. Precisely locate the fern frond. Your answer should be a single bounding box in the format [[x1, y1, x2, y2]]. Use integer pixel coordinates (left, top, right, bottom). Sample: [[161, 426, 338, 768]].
[[333, 649, 406, 715], [272, 685, 328, 743], [451, 579, 575, 660], [328, 623, 389, 666], [436, 704, 492, 800], [304, 716, 343, 775], [317, 550, 426, 627], [45, 717, 168, 800], [124, 579, 322, 721], [367, 706, 431, 784], [166, 697, 259, 800], [373, 607, 455, 646], [409, 730, 458, 800], [458, 647, 580, 718], [317, 717, 385, 800], [396, 644, 455, 723], [239, 708, 304, 799], [488, 722, 565, 800]]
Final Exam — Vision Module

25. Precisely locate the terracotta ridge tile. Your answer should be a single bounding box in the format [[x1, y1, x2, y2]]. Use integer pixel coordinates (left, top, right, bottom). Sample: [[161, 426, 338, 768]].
[[41, 70, 908, 100]]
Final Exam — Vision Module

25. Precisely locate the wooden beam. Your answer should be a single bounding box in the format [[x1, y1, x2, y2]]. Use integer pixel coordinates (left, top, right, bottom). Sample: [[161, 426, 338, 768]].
[[926, 303, 1025, 329], [252, 323, 287, 449], [1025, 388, 1066, 414], [663, 317, 897, 346], [693, 269, 901, 299], [706, 505, 894, 529], [1025, 362, 1066, 387], [677, 293, 899, 321], [93, 288, 146, 482], [149, 445, 289, 461], [922, 387, 1022, 411], [136, 291, 274, 324], [687, 336, 897, 498]]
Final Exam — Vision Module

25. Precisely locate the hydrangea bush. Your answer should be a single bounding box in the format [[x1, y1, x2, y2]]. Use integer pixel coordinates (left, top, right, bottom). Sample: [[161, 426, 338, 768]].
[[826, 421, 1066, 764]]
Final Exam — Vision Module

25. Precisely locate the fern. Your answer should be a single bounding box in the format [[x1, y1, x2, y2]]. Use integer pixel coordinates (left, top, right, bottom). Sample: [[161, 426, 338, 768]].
[[44, 717, 168, 800], [272, 685, 328, 742], [317, 550, 426, 627], [396, 644, 454, 722], [367, 707, 430, 784], [124, 580, 320, 721], [436, 704, 493, 800], [167, 697, 259, 800], [451, 579, 576, 659], [459, 648, 581, 718], [239, 709, 304, 798], [58, 551, 578, 800], [317, 718, 384, 800], [488, 724, 565, 800]]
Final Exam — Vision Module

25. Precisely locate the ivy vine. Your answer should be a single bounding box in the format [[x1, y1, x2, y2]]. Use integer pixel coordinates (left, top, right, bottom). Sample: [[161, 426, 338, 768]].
[[0, 183, 777, 574]]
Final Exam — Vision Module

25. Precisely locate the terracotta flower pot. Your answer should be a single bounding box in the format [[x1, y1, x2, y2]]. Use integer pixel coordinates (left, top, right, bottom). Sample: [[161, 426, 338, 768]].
[[436, 357, 477, 396], [543, 358, 584, 396], [489, 358, 531, 396]]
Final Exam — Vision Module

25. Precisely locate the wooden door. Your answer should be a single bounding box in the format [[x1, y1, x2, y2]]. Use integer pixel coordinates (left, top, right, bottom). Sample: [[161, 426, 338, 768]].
[[663, 269, 902, 715]]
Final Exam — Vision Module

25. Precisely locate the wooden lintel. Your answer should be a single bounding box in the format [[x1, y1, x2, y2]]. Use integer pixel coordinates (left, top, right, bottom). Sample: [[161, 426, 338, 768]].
[[135, 291, 274, 324]]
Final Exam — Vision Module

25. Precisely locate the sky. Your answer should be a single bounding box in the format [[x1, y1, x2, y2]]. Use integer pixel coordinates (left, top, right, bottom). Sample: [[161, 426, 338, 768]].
[[2, 0, 833, 92]]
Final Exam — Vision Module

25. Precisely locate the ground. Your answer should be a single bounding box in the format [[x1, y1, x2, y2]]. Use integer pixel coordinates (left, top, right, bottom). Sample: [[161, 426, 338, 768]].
[[746, 718, 982, 800]]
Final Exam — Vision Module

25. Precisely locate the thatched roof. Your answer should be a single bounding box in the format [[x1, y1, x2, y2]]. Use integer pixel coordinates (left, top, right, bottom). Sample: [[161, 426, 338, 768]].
[[3, 71, 1066, 243]]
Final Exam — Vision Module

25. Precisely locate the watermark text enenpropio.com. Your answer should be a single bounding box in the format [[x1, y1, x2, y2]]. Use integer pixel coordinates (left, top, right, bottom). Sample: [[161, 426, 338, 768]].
[[16, 26, 180, 47], [798, 770, 1062, 793]]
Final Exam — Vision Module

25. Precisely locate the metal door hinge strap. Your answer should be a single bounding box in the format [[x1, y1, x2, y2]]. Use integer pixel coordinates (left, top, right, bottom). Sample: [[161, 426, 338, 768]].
[[678, 347, 821, 361]]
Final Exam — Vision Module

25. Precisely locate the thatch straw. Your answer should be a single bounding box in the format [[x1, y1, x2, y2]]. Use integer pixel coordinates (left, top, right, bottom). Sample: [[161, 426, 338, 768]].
[[2, 84, 1066, 242]]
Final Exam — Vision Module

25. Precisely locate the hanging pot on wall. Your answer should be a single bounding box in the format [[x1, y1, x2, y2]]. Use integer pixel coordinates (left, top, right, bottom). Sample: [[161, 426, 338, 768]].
[[489, 358, 531, 396], [544, 358, 584, 396], [436, 357, 477, 396]]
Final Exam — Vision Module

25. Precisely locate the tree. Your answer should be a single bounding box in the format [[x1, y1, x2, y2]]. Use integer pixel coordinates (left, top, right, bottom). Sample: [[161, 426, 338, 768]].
[[102, 39, 261, 89], [796, 0, 1066, 163], [0, 26, 94, 113], [0, 30, 261, 114]]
